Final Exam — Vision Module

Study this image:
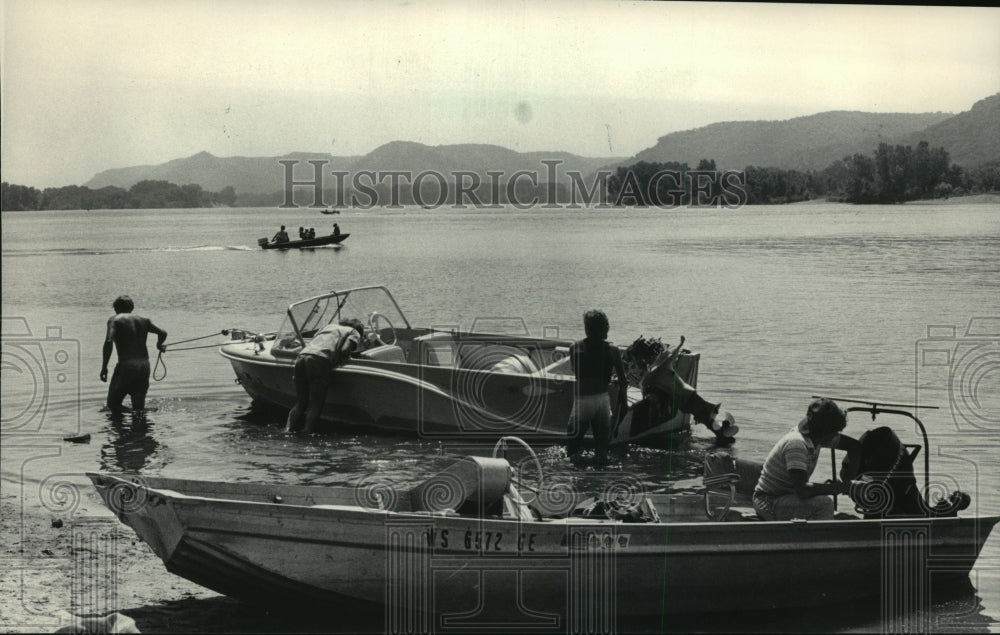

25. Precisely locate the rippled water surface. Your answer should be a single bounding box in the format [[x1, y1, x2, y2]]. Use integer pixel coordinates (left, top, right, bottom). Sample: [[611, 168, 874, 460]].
[[2, 202, 999, 632]]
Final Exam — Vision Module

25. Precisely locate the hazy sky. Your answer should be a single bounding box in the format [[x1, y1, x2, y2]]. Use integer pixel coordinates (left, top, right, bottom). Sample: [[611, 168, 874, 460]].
[[2, 1, 999, 188]]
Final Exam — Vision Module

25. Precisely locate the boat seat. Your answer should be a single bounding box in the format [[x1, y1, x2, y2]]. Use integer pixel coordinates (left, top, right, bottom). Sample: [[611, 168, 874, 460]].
[[357, 344, 406, 363], [414, 332, 456, 366], [458, 344, 539, 374], [269, 336, 303, 359], [408, 456, 512, 516], [703, 452, 763, 521]]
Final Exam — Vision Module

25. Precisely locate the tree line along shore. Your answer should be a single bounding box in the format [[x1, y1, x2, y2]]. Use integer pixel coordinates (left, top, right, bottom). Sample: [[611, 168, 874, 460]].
[[3, 140, 998, 211]]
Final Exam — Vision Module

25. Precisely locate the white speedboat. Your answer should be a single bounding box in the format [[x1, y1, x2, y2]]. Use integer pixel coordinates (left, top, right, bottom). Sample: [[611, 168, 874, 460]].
[[219, 286, 732, 444]]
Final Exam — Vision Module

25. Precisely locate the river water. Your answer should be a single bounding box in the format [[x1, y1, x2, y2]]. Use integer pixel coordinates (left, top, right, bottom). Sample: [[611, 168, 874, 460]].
[[2, 201, 999, 632]]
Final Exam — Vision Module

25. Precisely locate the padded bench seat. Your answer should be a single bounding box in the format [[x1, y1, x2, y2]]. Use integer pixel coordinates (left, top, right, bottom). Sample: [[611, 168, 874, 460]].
[[358, 344, 406, 362]]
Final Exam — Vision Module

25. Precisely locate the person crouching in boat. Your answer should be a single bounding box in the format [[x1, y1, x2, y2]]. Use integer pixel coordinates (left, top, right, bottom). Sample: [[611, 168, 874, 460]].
[[285, 318, 365, 434], [566, 309, 628, 465], [752, 398, 861, 521]]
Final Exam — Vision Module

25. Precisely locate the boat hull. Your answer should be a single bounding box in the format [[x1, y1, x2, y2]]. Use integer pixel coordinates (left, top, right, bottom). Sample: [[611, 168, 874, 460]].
[[89, 473, 999, 617], [260, 233, 349, 249], [220, 338, 698, 442]]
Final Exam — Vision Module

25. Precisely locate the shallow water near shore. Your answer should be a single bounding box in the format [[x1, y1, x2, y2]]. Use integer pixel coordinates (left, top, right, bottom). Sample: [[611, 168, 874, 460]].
[[2, 201, 999, 632]]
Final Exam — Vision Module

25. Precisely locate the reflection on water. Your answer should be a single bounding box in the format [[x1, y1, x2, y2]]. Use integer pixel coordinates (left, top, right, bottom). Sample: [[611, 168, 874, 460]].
[[99, 410, 160, 473], [3, 203, 998, 633]]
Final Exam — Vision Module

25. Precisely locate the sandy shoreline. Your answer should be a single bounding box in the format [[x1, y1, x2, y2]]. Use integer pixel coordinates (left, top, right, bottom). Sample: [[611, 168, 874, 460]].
[[904, 192, 1000, 205], [1, 473, 216, 634], [782, 192, 1000, 206], [0, 468, 382, 634]]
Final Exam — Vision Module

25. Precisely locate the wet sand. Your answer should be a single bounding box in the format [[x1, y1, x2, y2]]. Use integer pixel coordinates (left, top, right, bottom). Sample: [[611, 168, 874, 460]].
[[0, 472, 381, 634]]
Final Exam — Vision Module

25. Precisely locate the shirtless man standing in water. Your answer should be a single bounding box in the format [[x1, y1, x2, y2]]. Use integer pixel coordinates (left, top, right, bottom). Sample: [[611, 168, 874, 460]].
[[100, 295, 168, 412]]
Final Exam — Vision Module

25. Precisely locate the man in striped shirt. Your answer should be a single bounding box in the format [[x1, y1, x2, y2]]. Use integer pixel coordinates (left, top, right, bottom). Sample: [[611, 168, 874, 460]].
[[285, 318, 365, 434], [753, 398, 861, 521]]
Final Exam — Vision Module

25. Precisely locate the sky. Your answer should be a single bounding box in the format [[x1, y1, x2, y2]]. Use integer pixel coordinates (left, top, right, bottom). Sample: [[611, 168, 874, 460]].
[[2, 1, 999, 188]]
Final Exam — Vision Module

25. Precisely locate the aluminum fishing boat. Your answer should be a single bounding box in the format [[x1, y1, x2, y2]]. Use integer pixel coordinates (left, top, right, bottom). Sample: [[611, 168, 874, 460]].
[[87, 426, 998, 620]]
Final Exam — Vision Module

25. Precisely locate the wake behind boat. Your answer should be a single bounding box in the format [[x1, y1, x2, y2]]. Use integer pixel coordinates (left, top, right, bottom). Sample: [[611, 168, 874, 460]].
[[257, 233, 349, 250]]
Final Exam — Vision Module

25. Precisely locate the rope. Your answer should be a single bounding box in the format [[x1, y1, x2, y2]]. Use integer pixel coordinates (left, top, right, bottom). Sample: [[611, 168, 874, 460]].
[[163, 342, 229, 352], [165, 329, 234, 347], [153, 350, 167, 382], [151, 328, 250, 381]]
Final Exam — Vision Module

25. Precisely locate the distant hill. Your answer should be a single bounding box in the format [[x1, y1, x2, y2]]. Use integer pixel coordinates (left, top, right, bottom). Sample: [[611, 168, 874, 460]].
[[85, 144, 623, 196], [83, 94, 999, 196], [619, 94, 1000, 172], [626, 111, 954, 172], [893, 93, 1000, 167], [352, 141, 616, 178], [86, 151, 360, 195]]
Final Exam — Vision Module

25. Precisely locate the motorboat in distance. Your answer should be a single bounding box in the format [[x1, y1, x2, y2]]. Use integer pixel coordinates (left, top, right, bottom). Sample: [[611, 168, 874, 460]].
[[257, 233, 349, 250]]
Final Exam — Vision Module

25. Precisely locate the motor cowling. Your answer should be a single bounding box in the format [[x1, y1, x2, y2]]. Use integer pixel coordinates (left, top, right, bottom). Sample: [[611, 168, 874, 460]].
[[845, 426, 970, 518]]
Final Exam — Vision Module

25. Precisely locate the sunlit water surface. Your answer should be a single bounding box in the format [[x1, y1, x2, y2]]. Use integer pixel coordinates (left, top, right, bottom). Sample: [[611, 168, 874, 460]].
[[2, 202, 999, 632]]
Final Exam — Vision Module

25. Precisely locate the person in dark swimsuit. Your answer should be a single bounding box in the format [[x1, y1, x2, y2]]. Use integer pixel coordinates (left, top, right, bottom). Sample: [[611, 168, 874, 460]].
[[100, 295, 167, 412], [566, 309, 627, 465]]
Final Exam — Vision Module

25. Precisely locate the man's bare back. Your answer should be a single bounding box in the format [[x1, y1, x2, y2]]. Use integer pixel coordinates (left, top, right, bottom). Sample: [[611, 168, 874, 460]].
[[101, 296, 166, 411], [107, 314, 160, 361]]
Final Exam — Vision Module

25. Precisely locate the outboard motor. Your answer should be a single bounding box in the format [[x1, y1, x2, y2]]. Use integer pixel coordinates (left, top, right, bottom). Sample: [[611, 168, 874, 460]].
[[623, 335, 737, 442], [846, 426, 970, 519]]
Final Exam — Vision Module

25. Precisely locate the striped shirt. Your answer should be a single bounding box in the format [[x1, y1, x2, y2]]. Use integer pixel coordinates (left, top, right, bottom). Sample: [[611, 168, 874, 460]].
[[754, 424, 821, 497]]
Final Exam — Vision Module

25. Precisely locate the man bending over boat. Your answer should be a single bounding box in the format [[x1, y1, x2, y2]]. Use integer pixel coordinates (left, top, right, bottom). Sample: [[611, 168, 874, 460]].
[[753, 398, 861, 521], [566, 309, 628, 465], [285, 318, 365, 434], [100, 295, 167, 413]]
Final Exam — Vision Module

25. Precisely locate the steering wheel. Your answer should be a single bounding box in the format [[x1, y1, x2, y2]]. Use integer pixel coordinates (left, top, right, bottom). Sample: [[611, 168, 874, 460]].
[[367, 311, 397, 346], [492, 436, 543, 505]]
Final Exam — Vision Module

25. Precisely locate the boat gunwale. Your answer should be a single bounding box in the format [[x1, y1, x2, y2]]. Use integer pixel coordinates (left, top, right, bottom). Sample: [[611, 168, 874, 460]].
[[87, 472, 1000, 532]]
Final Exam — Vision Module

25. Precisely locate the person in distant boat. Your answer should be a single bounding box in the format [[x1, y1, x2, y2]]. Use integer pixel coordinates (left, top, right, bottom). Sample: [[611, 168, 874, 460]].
[[298, 227, 307, 240], [272, 225, 290, 244], [753, 398, 861, 521], [308, 228, 316, 239], [285, 318, 366, 434], [566, 309, 628, 465], [100, 295, 167, 413], [333, 223, 341, 236]]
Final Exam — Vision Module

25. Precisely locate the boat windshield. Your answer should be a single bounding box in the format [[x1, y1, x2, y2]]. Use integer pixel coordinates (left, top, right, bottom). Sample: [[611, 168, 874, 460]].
[[271, 286, 410, 353]]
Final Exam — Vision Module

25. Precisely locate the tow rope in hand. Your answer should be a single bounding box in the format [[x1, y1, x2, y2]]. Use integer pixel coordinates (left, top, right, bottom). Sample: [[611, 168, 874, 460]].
[[152, 329, 243, 382]]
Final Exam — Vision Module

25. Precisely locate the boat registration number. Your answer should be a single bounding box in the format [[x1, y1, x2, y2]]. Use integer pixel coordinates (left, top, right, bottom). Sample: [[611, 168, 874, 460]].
[[425, 529, 539, 552]]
